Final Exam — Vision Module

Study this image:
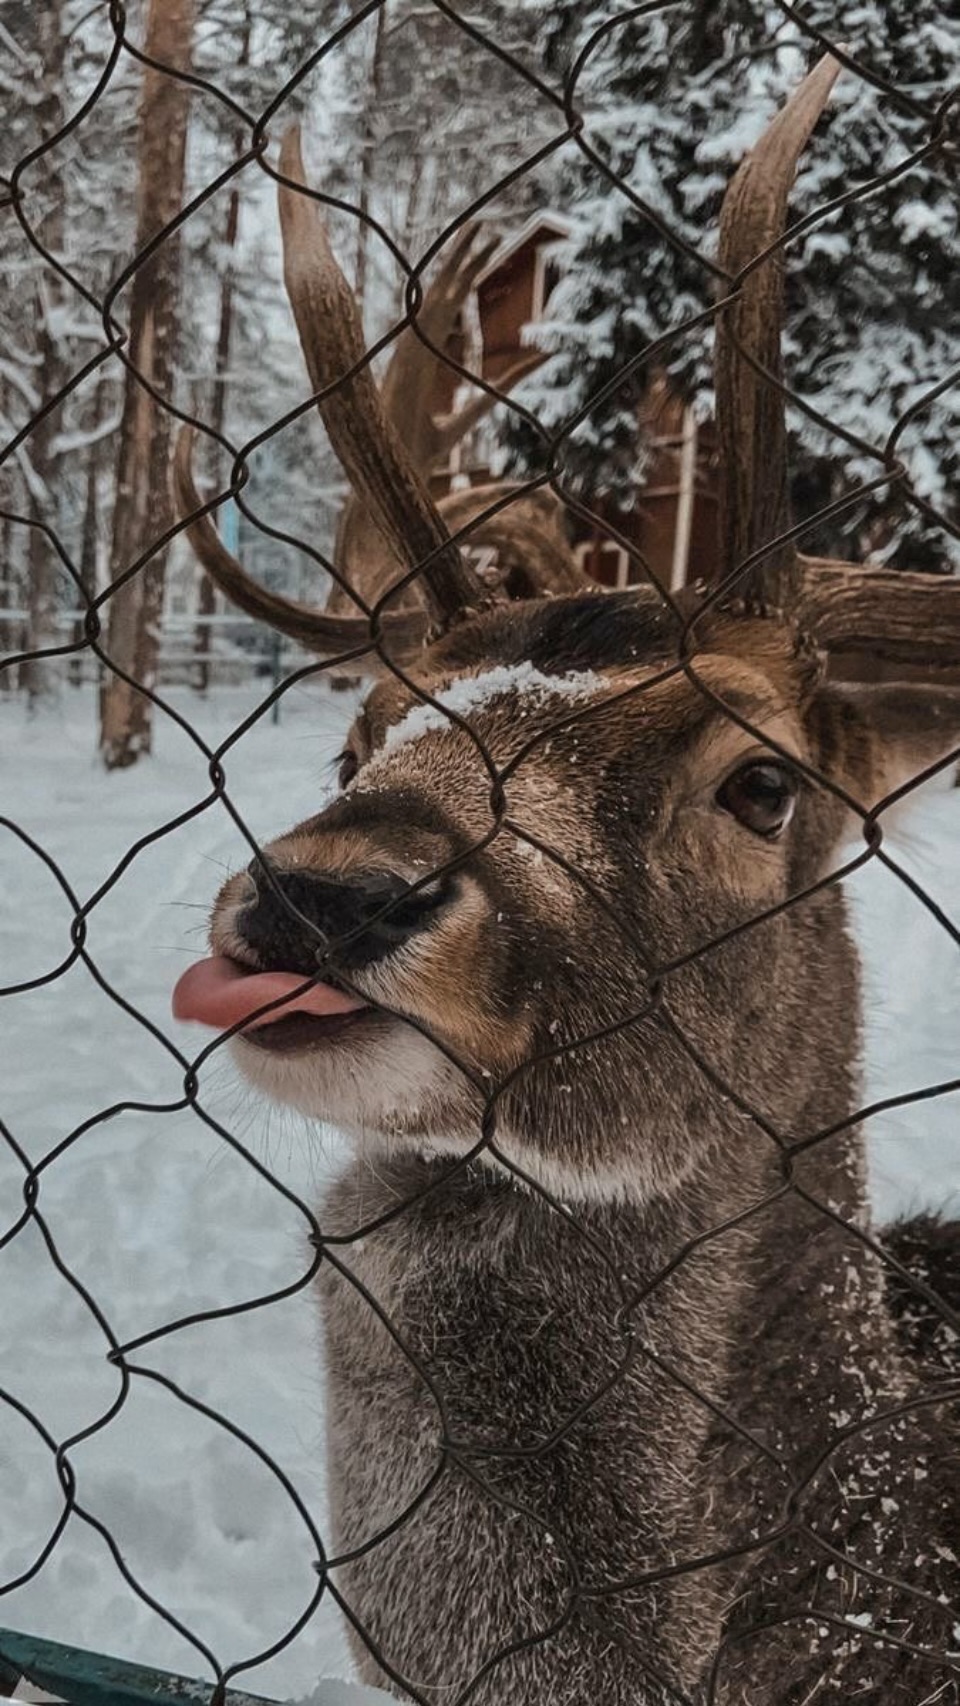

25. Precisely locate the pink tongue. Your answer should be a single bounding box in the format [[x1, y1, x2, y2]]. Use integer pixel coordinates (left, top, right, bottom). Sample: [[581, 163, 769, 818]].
[[172, 955, 366, 1032]]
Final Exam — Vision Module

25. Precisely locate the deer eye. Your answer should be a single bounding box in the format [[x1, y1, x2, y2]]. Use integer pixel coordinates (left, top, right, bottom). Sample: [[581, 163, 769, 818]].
[[337, 749, 360, 789], [715, 760, 798, 838]]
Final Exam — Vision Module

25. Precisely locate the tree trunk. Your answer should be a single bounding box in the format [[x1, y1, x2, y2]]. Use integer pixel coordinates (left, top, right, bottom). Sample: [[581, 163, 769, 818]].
[[0, 506, 19, 694], [99, 0, 195, 769], [78, 396, 102, 605], [193, 185, 238, 696], [21, 0, 65, 708], [354, 1, 387, 316], [194, 15, 249, 696], [70, 380, 106, 686]]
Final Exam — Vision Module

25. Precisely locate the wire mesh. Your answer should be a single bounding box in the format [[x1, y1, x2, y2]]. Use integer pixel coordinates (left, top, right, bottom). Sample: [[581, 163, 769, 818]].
[[1, 2, 958, 1703]]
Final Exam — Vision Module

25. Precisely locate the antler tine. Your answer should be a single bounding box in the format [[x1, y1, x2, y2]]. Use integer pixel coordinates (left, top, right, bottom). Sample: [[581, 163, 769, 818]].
[[432, 351, 545, 462], [798, 557, 960, 671], [715, 57, 960, 669], [276, 125, 487, 628], [330, 221, 500, 599], [380, 221, 501, 471], [715, 53, 842, 608], [381, 224, 548, 470], [328, 476, 583, 628], [172, 426, 426, 668], [437, 483, 585, 598], [334, 219, 563, 606]]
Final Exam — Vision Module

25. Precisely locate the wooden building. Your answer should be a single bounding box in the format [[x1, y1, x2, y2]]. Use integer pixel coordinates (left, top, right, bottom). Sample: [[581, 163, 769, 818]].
[[432, 212, 721, 592]]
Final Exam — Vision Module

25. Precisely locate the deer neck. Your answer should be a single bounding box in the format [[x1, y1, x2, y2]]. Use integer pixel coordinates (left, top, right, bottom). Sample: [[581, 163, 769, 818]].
[[323, 1121, 785, 1439], [319, 1075, 876, 1698]]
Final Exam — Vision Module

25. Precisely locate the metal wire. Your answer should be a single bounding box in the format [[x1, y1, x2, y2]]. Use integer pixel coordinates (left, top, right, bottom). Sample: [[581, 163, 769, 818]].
[[1, 2, 958, 1703]]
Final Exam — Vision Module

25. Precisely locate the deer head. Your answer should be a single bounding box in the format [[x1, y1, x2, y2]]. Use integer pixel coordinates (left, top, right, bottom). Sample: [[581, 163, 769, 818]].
[[173, 56, 960, 1203]]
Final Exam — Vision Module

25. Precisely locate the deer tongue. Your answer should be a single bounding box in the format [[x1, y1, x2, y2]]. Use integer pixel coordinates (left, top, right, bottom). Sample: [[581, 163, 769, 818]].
[[172, 955, 366, 1032]]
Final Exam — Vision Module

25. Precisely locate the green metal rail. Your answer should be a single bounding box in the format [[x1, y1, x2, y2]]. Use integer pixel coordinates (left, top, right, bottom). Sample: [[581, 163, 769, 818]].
[[0, 1630, 389, 1706], [0, 1629, 275, 1706]]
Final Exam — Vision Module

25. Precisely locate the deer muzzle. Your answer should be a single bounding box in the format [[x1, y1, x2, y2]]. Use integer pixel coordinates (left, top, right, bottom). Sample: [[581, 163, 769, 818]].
[[172, 862, 452, 1046]]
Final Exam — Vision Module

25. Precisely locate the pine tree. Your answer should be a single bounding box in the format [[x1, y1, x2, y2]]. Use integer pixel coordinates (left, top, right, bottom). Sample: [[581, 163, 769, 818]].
[[509, 0, 960, 569]]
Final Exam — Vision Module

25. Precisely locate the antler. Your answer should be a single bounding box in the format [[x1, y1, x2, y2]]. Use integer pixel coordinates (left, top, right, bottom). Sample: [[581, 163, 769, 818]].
[[175, 126, 584, 670], [330, 214, 569, 619], [716, 56, 960, 668], [798, 559, 960, 668], [379, 220, 500, 473], [379, 223, 544, 469], [276, 125, 486, 628], [438, 483, 586, 597], [172, 427, 427, 665], [715, 52, 842, 607]]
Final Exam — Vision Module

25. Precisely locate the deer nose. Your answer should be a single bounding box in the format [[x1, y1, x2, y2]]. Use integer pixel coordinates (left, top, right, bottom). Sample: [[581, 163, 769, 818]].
[[237, 864, 449, 976]]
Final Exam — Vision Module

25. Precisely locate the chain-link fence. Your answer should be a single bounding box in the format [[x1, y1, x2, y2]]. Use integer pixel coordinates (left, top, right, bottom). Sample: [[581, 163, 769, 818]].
[[2, 2, 959, 1703]]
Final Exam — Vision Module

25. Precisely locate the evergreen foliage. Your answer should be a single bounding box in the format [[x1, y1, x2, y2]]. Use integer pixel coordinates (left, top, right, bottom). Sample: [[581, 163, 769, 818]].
[[509, 1, 960, 568]]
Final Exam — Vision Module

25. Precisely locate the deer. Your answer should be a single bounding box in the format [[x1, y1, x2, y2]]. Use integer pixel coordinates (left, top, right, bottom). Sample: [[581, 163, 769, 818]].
[[171, 55, 960, 1706]]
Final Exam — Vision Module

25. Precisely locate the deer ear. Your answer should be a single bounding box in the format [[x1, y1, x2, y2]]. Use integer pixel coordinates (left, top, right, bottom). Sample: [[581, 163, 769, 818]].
[[807, 684, 960, 811]]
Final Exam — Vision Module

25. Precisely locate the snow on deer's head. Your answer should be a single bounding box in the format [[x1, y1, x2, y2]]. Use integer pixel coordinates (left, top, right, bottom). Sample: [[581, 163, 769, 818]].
[[175, 588, 959, 1202], [173, 60, 960, 1202]]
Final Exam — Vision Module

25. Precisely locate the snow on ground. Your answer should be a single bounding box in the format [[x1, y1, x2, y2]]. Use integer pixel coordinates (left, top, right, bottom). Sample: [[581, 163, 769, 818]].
[[0, 681, 358, 1697], [0, 680, 957, 1697]]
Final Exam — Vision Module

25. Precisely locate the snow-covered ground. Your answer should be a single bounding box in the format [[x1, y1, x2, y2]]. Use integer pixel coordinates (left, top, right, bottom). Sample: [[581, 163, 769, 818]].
[[0, 681, 958, 1698]]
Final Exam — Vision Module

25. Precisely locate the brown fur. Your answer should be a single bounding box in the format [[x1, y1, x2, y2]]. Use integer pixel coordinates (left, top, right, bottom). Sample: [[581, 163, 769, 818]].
[[203, 590, 959, 1703]]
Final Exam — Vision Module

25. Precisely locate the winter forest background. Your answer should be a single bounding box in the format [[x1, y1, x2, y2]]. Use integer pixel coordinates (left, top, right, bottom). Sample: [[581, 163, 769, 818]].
[[2, 0, 958, 758], [1, 0, 959, 1694]]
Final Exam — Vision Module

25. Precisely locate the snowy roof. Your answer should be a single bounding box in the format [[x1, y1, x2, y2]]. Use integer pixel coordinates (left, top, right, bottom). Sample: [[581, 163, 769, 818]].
[[475, 211, 574, 286]]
